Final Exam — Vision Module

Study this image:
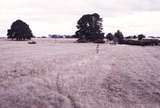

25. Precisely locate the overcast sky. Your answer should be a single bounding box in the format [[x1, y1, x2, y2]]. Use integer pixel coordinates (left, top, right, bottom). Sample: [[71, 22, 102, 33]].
[[1, 0, 160, 37]]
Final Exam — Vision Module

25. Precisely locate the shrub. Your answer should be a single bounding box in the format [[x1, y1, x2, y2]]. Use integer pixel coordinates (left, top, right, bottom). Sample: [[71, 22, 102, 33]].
[[138, 34, 145, 40], [28, 41, 37, 44], [114, 30, 124, 44], [123, 39, 160, 46], [106, 33, 114, 41]]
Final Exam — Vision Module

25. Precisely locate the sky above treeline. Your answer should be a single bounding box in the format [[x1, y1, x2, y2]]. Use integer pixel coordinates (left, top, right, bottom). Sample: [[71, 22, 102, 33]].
[[0, 0, 160, 37]]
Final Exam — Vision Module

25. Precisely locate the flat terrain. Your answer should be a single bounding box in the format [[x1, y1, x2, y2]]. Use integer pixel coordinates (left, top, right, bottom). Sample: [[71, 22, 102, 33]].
[[0, 38, 160, 108]]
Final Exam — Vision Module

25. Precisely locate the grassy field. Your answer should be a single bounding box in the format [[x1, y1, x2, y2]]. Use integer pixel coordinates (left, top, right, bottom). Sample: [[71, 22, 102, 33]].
[[0, 38, 160, 108]]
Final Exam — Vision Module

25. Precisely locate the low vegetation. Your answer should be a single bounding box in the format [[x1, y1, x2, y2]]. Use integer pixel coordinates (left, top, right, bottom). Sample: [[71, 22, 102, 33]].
[[106, 31, 160, 46], [28, 40, 37, 44], [0, 38, 160, 108]]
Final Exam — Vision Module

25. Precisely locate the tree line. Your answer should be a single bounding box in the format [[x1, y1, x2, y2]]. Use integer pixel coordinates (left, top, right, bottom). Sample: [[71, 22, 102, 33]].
[[6, 13, 105, 42], [5, 13, 160, 46]]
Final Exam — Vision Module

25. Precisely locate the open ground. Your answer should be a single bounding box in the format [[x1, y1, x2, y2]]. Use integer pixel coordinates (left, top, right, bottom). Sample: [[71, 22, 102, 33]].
[[0, 38, 160, 108]]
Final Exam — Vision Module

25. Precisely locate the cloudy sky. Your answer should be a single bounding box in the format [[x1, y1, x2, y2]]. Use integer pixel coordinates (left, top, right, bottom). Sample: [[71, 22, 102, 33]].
[[0, 0, 160, 37]]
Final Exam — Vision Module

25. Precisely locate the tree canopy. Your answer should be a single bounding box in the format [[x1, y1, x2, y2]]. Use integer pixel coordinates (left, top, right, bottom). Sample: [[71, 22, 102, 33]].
[[114, 30, 124, 44], [138, 34, 146, 40], [75, 13, 105, 43], [7, 20, 33, 40], [106, 33, 114, 41]]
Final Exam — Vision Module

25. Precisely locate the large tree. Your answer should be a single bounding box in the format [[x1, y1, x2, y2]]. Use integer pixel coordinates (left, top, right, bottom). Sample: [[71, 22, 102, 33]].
[[7, 20, 33, 40], [75, 13, 105, 43]]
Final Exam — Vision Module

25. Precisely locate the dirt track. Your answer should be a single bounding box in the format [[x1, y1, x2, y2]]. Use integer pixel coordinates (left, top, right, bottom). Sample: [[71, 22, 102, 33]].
[[0, 38, 160, 108]]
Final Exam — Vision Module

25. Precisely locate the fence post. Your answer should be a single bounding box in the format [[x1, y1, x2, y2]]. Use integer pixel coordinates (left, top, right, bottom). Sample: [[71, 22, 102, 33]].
[[96, 44, 99, 54]]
